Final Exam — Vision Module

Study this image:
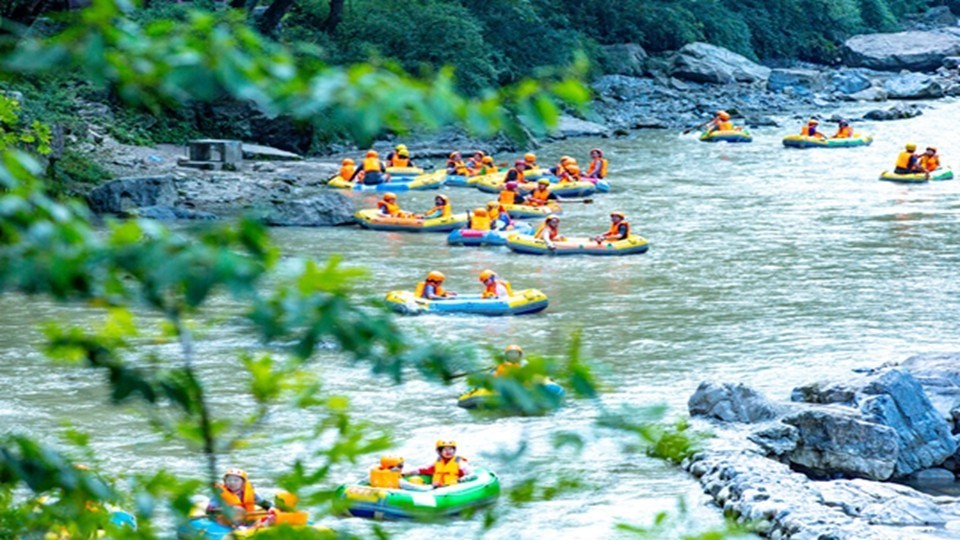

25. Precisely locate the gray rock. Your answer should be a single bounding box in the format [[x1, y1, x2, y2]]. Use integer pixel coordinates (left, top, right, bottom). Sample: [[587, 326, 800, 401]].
[[921, 6, 957, 27], [242, 143, 302, 161], [549, 115, 610, 139], [670, 42, 771, 84], [898, 353, 960, 425], [261, 193, 355, 226], [884, 73, 944, 99], [943, 56, 960, 69], [862, 103, 924, 121], [830, 70, 873, 94], [600, 43, 648, 77], [749, 423, 799, 455], [86, 176, 178, 215], [129, 205, 218, 221], [911, 468, 956, 486], [688, 381, 784, 423], [850, 86, 889, 102], [767, 68, 824, 94], [842, 30, 960, 72]]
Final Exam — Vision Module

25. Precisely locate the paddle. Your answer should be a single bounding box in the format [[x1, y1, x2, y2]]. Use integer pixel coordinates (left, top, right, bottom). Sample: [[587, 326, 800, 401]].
[[559, 198, 593, 204], [682, 119, 710, 135]]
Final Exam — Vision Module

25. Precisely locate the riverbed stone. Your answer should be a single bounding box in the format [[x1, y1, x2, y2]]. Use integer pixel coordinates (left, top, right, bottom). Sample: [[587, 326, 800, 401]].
[[862, 103, 923, 121], [829, 70, 873, 94], [688, 381, 784, 423], [842, 30, 960, 72], [670, 42, 771, 84], [884, 73, 944, 99], [767, 68, 823, 94], [261, 193, 355, 226], [911, 468, 956, 485], [548, 115, 610, 139], [86, 175, 178, 214], [850, 86, 889, 101]]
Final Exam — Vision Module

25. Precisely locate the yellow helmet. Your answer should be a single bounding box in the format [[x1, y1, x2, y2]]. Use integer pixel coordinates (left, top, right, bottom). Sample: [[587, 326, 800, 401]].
[[524, 152, 536, 163], [366, 149, 378, 158], [486, 200, 499, 208], [380, 455, 404, 469], [545, 214, 559, 222], [610, 211, 625, 219], [906, 143, 917, 151], [479, 269, 495, 282], [396, 144, 408, 153], [537, 178, 551, 185], [473, 208, 488, 217], [427, 271, 445, 282], [436, 439, 457, 450], [482, 155, 494, 164], [808, 118, 819, 125], [398, 150, 410, 157], [717, 110, 730, 120], [435, 194, 449, 203], [342, 158, 355, 165], [223, 469, 248, 481], [505, 344, 523, 354], [383, 192, 397, 201]]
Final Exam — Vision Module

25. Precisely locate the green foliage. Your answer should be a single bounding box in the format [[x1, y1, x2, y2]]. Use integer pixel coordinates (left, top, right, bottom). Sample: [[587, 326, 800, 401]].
[[50, 149, 113, 186], [0, 94, 51, 155]]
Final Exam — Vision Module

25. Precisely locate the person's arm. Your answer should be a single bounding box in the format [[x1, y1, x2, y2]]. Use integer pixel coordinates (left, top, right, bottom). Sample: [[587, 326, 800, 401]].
[[418, 465, 435, 476], [255, 492, 272, 510], [458, 462, 471, 478]]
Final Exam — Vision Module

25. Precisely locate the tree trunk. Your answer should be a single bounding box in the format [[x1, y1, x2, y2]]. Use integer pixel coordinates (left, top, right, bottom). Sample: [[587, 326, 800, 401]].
[[320, 0, 344, 34], [256, 0, 294, 35]]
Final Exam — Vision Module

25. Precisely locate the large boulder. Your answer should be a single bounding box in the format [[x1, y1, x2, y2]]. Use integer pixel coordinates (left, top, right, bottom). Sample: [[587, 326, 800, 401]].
[[86, 176, 178, 214], [261, 193, 355, 226], [842, 30, 960, 72], [600, 44, 648, 77], [670, 42, 771, 84], [830, 70, 873, 94], [688, 381, 784, 423], [548, 115, 610, 139], [862, 103, 923, 121], [129, 205, 218, 221], [898, 353, 960, 431], [767, 68, 823, 94], [884, 73, 944, 99]]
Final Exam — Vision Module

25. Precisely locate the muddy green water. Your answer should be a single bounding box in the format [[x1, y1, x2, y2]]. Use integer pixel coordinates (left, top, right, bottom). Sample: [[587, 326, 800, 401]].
[[3, 100, 960, 538]]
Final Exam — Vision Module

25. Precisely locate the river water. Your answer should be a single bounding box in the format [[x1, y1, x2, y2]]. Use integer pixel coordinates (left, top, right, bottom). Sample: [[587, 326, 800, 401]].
[[2, 100, 960, 538]]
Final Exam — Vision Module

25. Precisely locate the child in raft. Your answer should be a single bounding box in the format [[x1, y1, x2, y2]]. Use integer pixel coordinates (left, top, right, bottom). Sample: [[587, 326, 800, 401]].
[[412, 440, 470, 488], [368, 456, 432, 491], [421, 194, 452, 219]]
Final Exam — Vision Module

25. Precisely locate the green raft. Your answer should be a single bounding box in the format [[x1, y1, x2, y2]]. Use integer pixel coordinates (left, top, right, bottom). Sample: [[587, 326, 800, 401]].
[[879, 167, 954, 183], [335, 467, 500, 520], [782, 134, 873, 148]]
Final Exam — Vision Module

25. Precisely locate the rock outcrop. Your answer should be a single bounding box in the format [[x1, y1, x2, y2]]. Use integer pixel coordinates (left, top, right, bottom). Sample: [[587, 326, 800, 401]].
[[842, 30, 960, 72], [884, 73, 945, 99], [600, 43, 648, 77], [767, 68, 823, 94], [261, 194, 356, 227], [670, 42, 771, 84], [86, 176, 178, 215]]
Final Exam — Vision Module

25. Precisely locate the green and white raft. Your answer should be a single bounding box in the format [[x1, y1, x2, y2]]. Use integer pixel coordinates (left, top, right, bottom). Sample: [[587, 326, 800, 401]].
[[782, 134, 873, 148], [879, 167, 954, 183], [335, 467, 500, 520]]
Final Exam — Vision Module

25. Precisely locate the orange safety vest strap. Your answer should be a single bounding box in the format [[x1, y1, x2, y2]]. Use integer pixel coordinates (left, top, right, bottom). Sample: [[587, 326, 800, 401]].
[[216, 483, 256, 513]]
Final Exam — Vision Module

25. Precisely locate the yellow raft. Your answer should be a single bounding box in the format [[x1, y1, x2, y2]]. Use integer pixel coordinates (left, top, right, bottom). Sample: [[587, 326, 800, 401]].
[[500, 202, 562, 219], [474, 175, 596, 198], [327, 171, 445, 192], [700, 129, 752, 143], [385, 290, 549, 316], [782, 134, 873, 148], [355, 209, 468, 232], [505, 234, 649, 256], [879, 167, 954, 183], [385, 166, 425, 178]]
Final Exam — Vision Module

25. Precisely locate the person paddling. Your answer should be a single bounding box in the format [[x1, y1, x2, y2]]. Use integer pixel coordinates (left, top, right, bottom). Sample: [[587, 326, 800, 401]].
[[592, 211, 630, 244], [832, 119, 853, 139]]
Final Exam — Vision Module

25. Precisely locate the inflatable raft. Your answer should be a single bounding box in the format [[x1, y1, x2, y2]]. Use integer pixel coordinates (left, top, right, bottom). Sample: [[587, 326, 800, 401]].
[[506, 234, 649, 256], [446, 222, 532, 247], [177, 513, 326, 539], [474, 177, 597, 198], [335, 467, 500, 520], [384, 290, 548, 316], [327, 171, 445, 192], [879, 167, 954, 183], [444, 170, 500, 188], [500, 202, 562, 219], [700, 129, 752, 143], [385, 166, 425, 180], [782, 134, 873, 148], [457, 378, 565, 409], [355, 209, 468, 232]]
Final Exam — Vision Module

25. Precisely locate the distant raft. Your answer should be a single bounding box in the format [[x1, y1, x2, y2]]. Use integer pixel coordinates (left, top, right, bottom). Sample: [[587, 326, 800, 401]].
[[474, 176, 597, 198], [700, 129, 753, 143], [384, 166, 425, 180], [444, 170, 501, 187], [446, 222, 533, 247], [879, 167, 954, 183], [335, 467, 500, 520], [499, 202, 562, 219], [384, 290, 549, 316], [505, 234, 649, 256], [457, 378, 565, 409], [355, 209, 468, 232], [177, 502, 327, 539], [327, 170, 445, 192], [782, 134, 873, 148]]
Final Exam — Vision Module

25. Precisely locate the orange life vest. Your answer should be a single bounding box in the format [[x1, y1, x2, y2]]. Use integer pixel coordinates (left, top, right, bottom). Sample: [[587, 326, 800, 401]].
[[432, 457, 466, 486], [559, 168, 581, 183], [587, 158, 608, 179], [414, 281, 447, 299], [605, 220, 630, 239], [493, 361, 521, 377], [377, 201, 401, 216], [470, 212, 492, 230], [426, 204, 452, 218], [499, 190, 517, 205], [369, 467, 401, 488], [834, 126, 853, 139], [482, 279, 512, 299], [920, 155, 940, 172], [448, 159, 469, 176], [388, 156, 410, 167], [716, 120, 733, 131], [339, 164, 356, 180], [895, 152, 916, 170], [215, 482, 256, 513], [488, 206, 501, 222], [363, 157, 382, 172], [535, 222, 560, 240], [800, 125, 824, 138], [504, 167, 525, 183], [529, 188, 551, 205]]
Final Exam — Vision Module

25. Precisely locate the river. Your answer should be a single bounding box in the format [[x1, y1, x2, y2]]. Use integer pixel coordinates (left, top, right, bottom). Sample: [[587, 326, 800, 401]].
[[2, 100, 960, 538]]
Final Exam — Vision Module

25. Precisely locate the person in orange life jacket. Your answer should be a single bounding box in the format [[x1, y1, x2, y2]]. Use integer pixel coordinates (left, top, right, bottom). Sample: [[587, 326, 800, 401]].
[[351, 149, 388, 185], [385, 144, 416, 168], [474, 155, 497, 176], [421, 194, 452, 219], [535, 214, 565, 249], [584, 148, 608, 180], [416, 271, 456, 300], [479, 269, 512, 298], [525, 178, 558, 206], [206, 469, 272, 522], [558, 163, 581, 183], [486, 200, 511, 230], [800, 118, 826, 140], [377, 192, 411, 217], [503, 160, 527, 185], [706, 110, 734, 133], [337, 158, 356, 182], [467, 150, 486, 174], [919, 147, 940, 172], [832, 119, 853, 139], [369, 455, 432, 491], [894, 143, 921, 174], [416, 440, 469, 488], [499, 181, 521, 206], [493, 344, 524, 377], [523, 152, 538, 169], [446, 152, 470, 176], [549, 155, 573, 176], [592, 211, 630, 244]]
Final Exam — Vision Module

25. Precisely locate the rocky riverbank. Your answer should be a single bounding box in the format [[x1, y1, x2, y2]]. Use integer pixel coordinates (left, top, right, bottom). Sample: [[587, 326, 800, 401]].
[[685, 353, 960, 539]]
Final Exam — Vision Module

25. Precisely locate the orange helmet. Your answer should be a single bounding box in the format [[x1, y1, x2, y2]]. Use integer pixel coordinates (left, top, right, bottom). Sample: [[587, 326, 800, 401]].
[[383, 192, 397, 201], [482, 155, 494, 164], [567, 165, 580, 174], [473, 208, 488, 217], [223, 469, 248, 481], [427, 271, 445, 282], [342, 158, 355, 165], [524, 152, 536, 163], [474, 150, 485, 157], [380, 455, 404, 469], [449, 152, 460, 159], [717, 110, 730, 120], [366, 149, 378, 158], [479, 269, 496, 282], [559, 156, 572, 165], [610, 211, 625, 219], [435, 439, 457, 450], [808, 118, 819, 125], [486, 200, 499, 208]]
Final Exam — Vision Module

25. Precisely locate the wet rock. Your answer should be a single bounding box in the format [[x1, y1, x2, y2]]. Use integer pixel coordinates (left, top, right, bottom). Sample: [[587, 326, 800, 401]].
[[688, 381, 784, 423], [767, 68, 824, 94], [920, 6, 958, 28], [849, 86, 889, 102], [129, 205, 219, 221], [862, 103, 924, 121], [549, 115, 610, 139], [911, 468, 956, 486], [943, 56, 960, 70], [600, 44, 647, 77], [632, 118, 668, 129], [242, 143, 302, 161], [842, 30, 960, 72], [670, 42, 771, 84], [261, 193, 355, 227], [884, 73, 944, 99], [830, 70, 873, 94], [86, 175, 178, 215], [898, 354, 960, 427]]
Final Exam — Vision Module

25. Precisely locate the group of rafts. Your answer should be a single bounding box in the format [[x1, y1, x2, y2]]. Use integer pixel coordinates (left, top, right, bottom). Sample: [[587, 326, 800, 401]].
[[699, 110, 953, 183]]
